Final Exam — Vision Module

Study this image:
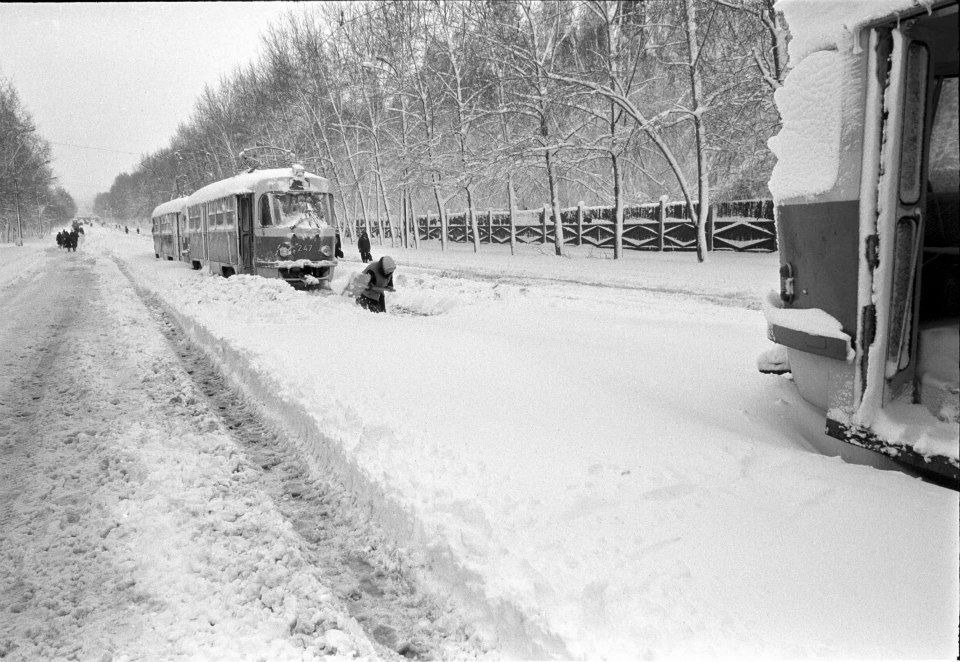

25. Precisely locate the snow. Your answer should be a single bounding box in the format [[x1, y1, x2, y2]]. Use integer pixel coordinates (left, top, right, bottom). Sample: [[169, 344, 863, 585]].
[[873, 401, 960, 460], [763, 305, 852, 343], [82, 227, 959, 659], [336, 240, 779, 307], [150, 196, 188, 219], [0, 245, 386, 660], [756, 345, 790, 373], [919, 321, 960, 390], [187, 168, 329, 208], [777, 0, 934, 62], [767, 50, 843, 202], [0, 239, 52, 291]]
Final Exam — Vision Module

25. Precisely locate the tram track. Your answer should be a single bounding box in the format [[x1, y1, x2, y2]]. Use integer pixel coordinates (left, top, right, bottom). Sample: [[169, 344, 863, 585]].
[[112, 258, 483, 661]]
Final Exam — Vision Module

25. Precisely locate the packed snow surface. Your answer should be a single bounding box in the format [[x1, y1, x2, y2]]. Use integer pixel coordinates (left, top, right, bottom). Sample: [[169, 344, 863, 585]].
[[0, 240, 480, 660], [0, 248, 380, 660], [72, 228, 958, 660]]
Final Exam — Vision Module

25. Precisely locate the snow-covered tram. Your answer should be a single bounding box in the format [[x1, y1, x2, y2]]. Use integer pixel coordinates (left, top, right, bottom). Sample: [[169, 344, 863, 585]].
[[150, 197, 188, 261], [180, 165, 338, 288], [763, 0, 959, 486]]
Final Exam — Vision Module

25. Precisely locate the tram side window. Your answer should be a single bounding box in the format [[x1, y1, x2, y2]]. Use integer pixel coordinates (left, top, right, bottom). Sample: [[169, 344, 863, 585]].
[[928, 78, 958, 196], [259, 195, 272, 226], [224, 198, 236, 228], [926, 77, 959, 247]]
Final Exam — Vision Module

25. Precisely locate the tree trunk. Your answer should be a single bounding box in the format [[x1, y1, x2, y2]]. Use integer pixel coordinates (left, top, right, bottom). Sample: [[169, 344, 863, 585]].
[[684, 0, 709, 263], [612, 152, 623, 259], [375, 174, 394, 247], [376, 185, 384, 245], [409, 194, 419, 249], [433, 183, 446, 251], [545, 150, 564, 256], [466, 185, 480, 253], [507, 177, 517, 256], [364, 178, 375, 239]]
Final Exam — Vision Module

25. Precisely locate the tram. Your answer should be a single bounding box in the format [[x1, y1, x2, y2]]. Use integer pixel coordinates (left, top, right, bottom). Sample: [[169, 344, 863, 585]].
[[763, 0, 958, 486], [154, 165, 338, 289], [150, 197, 188, 261]]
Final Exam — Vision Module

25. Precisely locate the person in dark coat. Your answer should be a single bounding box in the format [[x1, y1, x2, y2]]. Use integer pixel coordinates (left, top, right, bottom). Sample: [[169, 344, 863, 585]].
[[357, 231, 372, 263], [65, 229, 78, 251], [335, 230, 344, 259], [56, 231, 64, 248], [355, 256, 395, 313]]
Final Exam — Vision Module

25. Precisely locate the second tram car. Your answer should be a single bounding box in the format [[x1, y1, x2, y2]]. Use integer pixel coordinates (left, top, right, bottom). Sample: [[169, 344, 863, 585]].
[[764, 0, 958, 487], [150, 197, 188, 261], [159, 165, 338, 288]]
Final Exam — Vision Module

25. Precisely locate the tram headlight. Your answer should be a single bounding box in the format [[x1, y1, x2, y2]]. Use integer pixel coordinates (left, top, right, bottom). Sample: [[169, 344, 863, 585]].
[[320, 244, 332, 257]]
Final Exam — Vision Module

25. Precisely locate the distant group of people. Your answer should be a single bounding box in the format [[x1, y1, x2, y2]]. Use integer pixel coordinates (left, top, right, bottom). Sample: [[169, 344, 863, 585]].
[[55, 224, 83, 252]]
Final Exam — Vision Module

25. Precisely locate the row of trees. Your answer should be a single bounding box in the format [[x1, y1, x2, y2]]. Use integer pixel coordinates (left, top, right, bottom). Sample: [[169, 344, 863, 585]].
[[1, 79, 77, 244], [95, 0, 785, 260]]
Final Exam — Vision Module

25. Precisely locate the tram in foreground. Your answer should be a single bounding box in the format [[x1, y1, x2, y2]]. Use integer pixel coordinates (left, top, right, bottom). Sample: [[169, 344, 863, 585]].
[[152, 163, 338, 289], [762, 0, 958, 487]]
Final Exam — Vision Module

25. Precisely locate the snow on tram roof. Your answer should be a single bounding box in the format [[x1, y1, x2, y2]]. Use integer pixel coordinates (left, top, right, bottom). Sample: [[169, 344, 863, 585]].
[[777, 0, 936, 62], [186, 168, 330, 207], [150, 197, 188, 218]]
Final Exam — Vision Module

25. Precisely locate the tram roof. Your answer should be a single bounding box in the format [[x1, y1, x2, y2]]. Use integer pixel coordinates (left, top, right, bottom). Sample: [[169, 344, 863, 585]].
[[778, 0, 942, 61], [186, 168, 331, 208], [150, 197, 189, 218]]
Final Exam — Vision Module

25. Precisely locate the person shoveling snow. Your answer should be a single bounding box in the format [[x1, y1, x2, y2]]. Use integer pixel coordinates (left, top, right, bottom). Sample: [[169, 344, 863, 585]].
[[343, 255, 396, 313]]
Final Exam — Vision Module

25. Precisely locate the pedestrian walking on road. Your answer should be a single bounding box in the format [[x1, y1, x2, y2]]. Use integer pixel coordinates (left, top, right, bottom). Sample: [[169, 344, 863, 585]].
[[124, 226, 129, 234], [335, 230, 344, 259], [358, 231, 372, 263]]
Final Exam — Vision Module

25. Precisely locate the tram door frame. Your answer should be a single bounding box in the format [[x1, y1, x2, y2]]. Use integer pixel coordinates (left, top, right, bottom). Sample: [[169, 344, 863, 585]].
[[856, 19, 946, 422], [238, 194, 254, 275]]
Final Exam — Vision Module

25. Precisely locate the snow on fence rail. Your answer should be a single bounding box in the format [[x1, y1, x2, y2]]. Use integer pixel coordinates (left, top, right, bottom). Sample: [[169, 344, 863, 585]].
[[350, 199, 777, 253]]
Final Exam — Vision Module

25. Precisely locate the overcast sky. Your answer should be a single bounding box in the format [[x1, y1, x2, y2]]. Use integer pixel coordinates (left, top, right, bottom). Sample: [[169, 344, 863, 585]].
[[0, 2, 309, 211]]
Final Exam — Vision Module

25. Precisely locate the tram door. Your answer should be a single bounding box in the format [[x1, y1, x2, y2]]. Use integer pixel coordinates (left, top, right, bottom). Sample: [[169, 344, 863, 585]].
[[857, 7, 958, 421], [238, 194, 254, 274]]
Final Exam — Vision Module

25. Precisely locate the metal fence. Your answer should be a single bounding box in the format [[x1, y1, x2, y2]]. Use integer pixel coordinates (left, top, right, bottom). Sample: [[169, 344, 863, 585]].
[[350, 198, 776, 253]]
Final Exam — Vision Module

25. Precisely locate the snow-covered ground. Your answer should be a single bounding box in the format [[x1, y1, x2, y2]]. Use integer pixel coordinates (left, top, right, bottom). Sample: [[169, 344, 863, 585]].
[[0, 241, 479, 660], [59, 227, 960, 659]]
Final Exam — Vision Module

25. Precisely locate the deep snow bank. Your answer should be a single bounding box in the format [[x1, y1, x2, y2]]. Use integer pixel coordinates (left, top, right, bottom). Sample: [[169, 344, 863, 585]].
[[95, 228, 959, 659]]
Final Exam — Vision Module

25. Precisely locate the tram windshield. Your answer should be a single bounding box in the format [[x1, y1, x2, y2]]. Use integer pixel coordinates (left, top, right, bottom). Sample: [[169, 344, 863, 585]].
[[271, 192, 331, 230]]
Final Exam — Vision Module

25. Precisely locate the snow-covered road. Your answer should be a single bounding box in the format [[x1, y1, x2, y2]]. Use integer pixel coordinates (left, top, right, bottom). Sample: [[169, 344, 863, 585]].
[[2, 232, 957, 660], [0, 245, 479, 661]]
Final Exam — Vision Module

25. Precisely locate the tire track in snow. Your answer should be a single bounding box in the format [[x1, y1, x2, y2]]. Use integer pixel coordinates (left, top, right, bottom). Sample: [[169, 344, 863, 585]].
[[120, 267, 484, 661], [0, 252, 166, 660]]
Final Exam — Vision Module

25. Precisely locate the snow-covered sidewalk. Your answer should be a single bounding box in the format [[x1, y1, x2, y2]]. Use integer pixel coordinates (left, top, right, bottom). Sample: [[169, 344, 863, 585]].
[[0, 246, 478, 660], [94, 229, 959, 659], [336, 239, 779, 310]]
